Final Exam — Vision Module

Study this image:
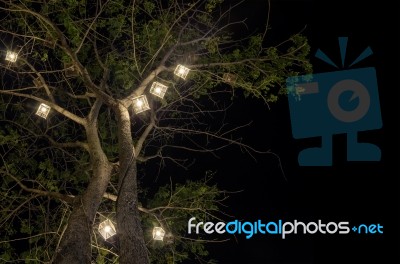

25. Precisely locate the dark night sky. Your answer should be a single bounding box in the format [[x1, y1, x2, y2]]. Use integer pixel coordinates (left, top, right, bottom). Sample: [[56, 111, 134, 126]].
[[170, 0, 400, 263]]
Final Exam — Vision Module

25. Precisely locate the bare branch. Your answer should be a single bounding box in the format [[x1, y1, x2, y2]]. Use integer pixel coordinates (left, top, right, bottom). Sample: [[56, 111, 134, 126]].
[[46, 137, 89, 152], [20, 58, 56, 103], [0, 3, 115, 105], [122, 65, 167, 105], [0, 89, 86, 126], [135, 113, 156, 156], [66, 92, 96, 100], [2, 170, 75, 204]]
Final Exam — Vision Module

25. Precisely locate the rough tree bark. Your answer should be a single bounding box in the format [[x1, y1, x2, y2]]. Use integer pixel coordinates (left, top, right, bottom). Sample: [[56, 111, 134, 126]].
[[53, 101, 112, 264], [116, 103, 149, 264]]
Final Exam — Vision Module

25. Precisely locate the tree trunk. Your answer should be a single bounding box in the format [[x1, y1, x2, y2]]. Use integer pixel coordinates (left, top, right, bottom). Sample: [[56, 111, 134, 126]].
[[53, 112, 112, 264], [52, 204, 91, 264], [116, 104, 149, 264]]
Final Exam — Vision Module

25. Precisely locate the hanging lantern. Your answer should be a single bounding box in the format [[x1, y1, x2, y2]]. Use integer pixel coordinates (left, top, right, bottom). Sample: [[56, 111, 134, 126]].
[[152, 227, 166, 241], [98, 219, 117, 240], [5, 51, 18, 62], [35, 103, 51, 119], [174, 64, 190, 79], [150, 82, 168, 99], [132, 95, 150, 114]]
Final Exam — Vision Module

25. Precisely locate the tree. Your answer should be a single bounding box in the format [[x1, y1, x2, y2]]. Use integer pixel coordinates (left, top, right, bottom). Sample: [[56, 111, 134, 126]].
[[0, 0, 311, 263]]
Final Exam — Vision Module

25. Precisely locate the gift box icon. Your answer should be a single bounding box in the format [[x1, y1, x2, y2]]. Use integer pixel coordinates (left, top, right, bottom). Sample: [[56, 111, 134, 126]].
[[286, 37, 382, 166]]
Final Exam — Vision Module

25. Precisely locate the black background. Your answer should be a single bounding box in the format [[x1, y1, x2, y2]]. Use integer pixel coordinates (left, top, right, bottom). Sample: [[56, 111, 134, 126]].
[[175, 0, 400, 263]]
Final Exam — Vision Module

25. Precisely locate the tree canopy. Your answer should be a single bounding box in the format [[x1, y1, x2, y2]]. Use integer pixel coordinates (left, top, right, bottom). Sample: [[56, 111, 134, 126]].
[[0, 0, 311, 263]]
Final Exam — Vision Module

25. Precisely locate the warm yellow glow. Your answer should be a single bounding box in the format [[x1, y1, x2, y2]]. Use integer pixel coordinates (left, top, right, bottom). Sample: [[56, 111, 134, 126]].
[[136, 100, 143, 107], [174, 64, 190, 79], [35, 103, 51, 119], [99, 219, 116, 240], [132, 95, 150, 114], [152, 227, 165, 241], [5, 51, 18, 62], [150, 82, 168, 99]]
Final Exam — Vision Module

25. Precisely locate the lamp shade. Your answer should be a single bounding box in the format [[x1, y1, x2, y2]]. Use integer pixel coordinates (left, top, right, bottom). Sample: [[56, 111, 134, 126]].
[[150, 82, 168, 99], [174, 64, 190, 79], [5, 51, 18, 62], [152, 227, 165, 241], [35, 103, 51, 119], [132, 95, 150, 114], [98, 219, 116, 240]]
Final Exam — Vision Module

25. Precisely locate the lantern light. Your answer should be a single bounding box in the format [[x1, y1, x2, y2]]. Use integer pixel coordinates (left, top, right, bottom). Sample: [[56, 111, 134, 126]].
[[150, 82, 168, 99], [98, 219, 116, 240], [132, 95, 150, 114], [35, 103, 51, 119], [5, 51, 18, 62], [152, 227, 165, 241], [174, 64, 190, 79]]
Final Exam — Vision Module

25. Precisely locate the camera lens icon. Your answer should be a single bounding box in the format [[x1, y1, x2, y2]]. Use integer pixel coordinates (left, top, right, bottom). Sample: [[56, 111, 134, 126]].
[[287, 68, 382, 166], [328, 79, 370, 123]]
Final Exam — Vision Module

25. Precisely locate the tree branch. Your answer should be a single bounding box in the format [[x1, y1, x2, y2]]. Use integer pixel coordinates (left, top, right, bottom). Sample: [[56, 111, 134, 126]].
[[1, 3, 115, 106], [122, 65, 167, 105], [20, 58, 56, 103], [2, 170, 75, 204], [135, 112, 156, 156], [88, 98, 103, 122], [46, 137, 90, 152], [0, 90, 86, 126]]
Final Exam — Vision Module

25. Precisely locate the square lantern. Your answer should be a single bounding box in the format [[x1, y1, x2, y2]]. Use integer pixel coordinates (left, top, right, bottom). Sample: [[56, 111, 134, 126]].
[[222, 73, 237, 84], [174, 64, 190, 79], [152, 227, 165, 241], [132, 95, 150, 114], [98, 219, 117, 240], [150, 82, 168, 99], [5, 51, 18, 62], [35, 103, 51, 119]]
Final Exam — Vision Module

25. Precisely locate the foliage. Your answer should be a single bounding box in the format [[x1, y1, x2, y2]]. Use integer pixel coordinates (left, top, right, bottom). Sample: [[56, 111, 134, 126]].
[[0, 0, 312, 262]]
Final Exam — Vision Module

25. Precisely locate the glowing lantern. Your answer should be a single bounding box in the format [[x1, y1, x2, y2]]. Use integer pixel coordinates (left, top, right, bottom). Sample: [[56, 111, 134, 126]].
[[152, 227, 165, 241], [5, 51, 18, 62], [98, 219, 116, 240], [132, 95, 150, 114], [150, 82, 168, 99], [174, 64, 190, 79], [35, 103, 51, 119]]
